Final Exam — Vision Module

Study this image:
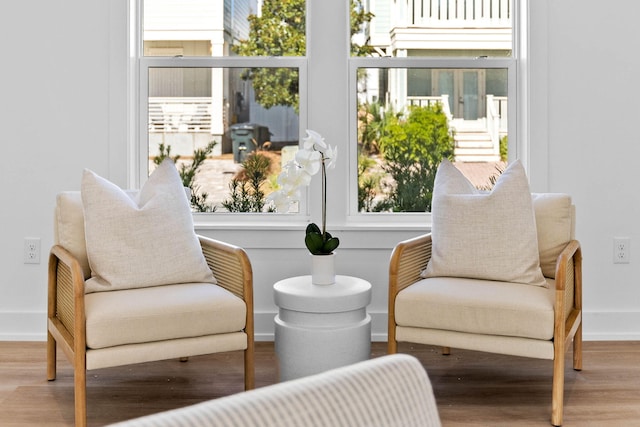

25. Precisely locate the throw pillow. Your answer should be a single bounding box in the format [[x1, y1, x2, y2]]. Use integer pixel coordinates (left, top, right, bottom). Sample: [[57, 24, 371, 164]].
[[422, 159, 547, 287], [81, 159, 216, 293]]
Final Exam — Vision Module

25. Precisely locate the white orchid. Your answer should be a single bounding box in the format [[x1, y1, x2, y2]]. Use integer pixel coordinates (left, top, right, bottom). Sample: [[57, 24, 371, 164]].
[[270, 129, 340, 254], [323, 145, 338, 170], [294, 148, 322, 176], [267, 190, 294, 213], [303, 129, 327, 151]]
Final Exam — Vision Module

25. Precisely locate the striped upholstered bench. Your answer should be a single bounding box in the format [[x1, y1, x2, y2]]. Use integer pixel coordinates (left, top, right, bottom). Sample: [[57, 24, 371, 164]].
[[109, 354, 441, 427]]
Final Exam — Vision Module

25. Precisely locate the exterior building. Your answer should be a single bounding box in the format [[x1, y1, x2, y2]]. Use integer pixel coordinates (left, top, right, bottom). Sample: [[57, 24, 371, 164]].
[[143, 0, 300, 157], [361, 0, 512, 161]]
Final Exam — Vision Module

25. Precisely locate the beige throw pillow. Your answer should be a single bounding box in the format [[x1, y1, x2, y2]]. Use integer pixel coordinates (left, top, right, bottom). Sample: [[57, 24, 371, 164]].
[[81, 159, 216, 293], [422, 159, 547, 287]]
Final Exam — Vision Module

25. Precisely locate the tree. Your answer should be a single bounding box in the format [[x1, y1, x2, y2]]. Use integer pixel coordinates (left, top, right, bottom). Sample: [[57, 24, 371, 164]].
[[233, 0, 373, 111]]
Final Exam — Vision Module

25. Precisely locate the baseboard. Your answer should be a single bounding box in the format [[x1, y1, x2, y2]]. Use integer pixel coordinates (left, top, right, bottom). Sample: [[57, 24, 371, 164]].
[[582, 311, 640, 341], [3, 310, 640, 342], [0, 310, 48, 341]]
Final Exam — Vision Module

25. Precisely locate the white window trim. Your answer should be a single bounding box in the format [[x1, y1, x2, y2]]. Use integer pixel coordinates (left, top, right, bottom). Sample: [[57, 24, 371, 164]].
[[126, 0, 529, 233]]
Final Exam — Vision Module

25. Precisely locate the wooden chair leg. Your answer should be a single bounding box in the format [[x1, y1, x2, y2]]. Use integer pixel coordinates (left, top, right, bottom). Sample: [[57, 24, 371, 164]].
[[244, 346, 255, 390], [573, 323, 583, 371], [387, 338, 397, 354], [74, 364, 87, 427], [551, 354, 565, 427], [47, 332, 56, 381]]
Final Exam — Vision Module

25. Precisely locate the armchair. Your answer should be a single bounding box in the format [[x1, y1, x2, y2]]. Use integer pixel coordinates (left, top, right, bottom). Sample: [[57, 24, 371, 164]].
[[47, 176, 254, 427], [388, 192, 582, 426]]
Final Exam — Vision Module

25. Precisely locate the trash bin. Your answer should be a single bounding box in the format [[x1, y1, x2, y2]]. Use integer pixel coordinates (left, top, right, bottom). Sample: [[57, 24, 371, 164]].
[[230, 123, 270, 163]]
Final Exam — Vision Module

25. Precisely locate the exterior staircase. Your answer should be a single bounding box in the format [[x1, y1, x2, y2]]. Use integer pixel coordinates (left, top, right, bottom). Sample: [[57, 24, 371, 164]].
[[451, 120, 501, 162]]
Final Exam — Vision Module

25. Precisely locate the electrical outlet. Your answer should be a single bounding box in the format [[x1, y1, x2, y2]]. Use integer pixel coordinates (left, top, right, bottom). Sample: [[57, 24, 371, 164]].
[[613, 237, 630, 264], [24, 237, 41, 264]]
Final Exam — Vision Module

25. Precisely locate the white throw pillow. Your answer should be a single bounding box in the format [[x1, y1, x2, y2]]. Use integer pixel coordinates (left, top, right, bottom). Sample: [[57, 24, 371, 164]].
[[81, 159, 216, 293], [422, 159, 547, 287]]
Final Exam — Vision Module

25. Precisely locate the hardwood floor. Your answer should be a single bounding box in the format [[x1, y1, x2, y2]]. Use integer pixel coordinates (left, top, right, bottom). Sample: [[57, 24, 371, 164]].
[[1, 341, 639, 426]]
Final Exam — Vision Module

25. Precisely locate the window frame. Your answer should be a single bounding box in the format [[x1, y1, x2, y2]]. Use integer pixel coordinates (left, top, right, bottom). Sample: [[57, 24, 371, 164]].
[[135, 0, 309, 226], [347, 56, 518, 223], [130, 0, 527, 230]]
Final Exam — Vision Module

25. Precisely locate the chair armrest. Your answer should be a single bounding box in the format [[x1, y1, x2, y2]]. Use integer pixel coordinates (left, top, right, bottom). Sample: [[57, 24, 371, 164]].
[[553, 240, 582, 351], [199, 235, 253, 301], [48, 245, 87, 360], [198, 235, 254, 344], [388, 233, 432, 351], [389, 233, 433, 296]]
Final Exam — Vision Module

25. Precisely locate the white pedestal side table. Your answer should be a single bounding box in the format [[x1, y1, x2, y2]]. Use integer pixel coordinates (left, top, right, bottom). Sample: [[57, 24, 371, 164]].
[[273, 275, 372, 381]]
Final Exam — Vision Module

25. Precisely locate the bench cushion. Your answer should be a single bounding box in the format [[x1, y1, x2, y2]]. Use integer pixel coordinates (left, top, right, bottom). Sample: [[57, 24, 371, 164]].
[[395, 277, 556, 340], [85, 283, 246, 349]]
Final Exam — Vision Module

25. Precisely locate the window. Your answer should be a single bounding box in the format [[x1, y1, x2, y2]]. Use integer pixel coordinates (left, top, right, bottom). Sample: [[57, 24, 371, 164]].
[[139, 0, 306, 214], [135, 0, 524, 224], [351, 0, 516, 214]]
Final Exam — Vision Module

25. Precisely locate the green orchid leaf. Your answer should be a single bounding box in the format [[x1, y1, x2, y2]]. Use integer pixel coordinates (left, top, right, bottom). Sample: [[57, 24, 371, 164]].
[[306, 223, 321, 234], [305, 232, 324, 254], [323, 237, 340, 253]]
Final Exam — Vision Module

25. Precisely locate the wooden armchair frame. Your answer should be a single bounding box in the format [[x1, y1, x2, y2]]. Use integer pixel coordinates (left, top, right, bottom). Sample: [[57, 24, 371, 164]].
[[388, 233, 582, 426], [47, 235, 254, 427]]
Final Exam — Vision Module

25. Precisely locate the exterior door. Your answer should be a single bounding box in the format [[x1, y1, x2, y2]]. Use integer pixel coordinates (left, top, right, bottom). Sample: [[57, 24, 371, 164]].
[[434, 69, 486, 120]]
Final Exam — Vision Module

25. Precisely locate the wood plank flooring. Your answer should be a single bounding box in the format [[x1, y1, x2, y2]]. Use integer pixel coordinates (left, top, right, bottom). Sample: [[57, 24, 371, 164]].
[[1, 341, 639, 426]]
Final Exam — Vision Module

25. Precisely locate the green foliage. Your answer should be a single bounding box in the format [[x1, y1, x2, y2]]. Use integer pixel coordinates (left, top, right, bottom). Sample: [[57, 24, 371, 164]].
[[375, 104, 455, 212], [500, 135, 508, 161], [350, 1, 375, 56], [357, 153, 381, 212], [305, 223, 340, 255], [233, 0, 373, 111], [358, 102, 388, 155], [154, 141, 217, 212], [221, 152, 273, 212]]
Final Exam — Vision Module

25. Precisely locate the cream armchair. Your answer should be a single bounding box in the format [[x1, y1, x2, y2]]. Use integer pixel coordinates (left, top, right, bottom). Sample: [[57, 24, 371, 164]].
[[388, 193, 582, 426], [47, 191, 254, 427]]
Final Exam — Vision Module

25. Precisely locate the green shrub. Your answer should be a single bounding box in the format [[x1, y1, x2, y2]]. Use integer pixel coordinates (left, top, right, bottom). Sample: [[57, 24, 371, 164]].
[[222, 152, 273, 212], [375, 104, 455, 212], [154, 141, 217, 212]]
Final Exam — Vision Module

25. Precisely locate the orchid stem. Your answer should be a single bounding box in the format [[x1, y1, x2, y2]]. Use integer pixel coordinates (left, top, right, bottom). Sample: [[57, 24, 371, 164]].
[[321, 154, 327, 241]]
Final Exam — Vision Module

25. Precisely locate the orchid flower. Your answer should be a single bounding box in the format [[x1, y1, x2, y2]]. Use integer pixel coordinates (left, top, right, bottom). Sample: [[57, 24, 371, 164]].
[[269, 130, 340, 255]]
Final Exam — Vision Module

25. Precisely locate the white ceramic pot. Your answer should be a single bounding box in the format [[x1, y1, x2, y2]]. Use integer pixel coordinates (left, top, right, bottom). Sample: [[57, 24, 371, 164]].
[[310, 252, 336, 285]]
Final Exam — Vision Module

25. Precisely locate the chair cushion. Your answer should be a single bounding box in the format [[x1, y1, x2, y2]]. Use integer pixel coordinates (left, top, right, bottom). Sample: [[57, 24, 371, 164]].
[[81, 159, 215, 293], [532, 193, 573, 278], [85, 282, 246, 349], [423, 159, 547, 287], [55, 192, 92, 279], [395, 277, 556, 340]]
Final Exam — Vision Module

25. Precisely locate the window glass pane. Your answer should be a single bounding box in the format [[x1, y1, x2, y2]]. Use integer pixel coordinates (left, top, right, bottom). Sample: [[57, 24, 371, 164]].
[[353, 0, 512, 57], [148, 67, 300, 213], [357, 67, 508, 212], [143, 0, 306, 57]]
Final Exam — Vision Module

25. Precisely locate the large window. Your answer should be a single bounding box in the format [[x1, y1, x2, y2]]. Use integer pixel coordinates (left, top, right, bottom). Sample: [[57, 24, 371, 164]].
[[139, 0, 306, 214], [350, 0, 515, 214], [136, 0, 522, 222]]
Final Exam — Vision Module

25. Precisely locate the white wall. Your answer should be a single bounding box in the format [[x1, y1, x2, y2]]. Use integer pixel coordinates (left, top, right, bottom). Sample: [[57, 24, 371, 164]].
[[2, 0, 640, 341]]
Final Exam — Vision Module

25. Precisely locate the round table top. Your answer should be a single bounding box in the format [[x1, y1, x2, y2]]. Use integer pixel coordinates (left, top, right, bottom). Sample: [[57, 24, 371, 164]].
[[273, 275, 372, 312]]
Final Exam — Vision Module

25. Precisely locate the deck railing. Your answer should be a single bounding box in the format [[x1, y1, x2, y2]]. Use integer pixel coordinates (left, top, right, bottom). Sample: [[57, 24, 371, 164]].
[[405, 0, 511, 27], [149, 97, 212, 133]]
